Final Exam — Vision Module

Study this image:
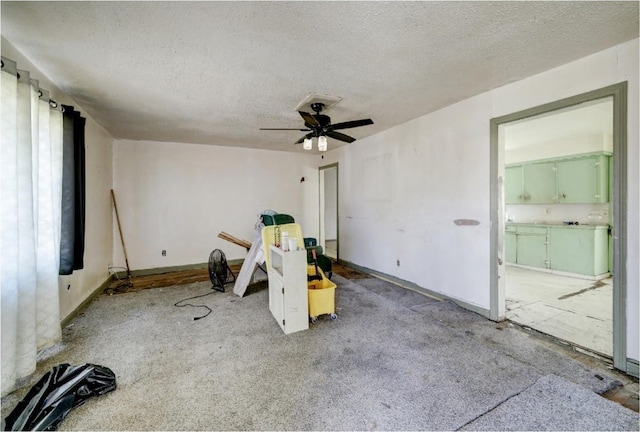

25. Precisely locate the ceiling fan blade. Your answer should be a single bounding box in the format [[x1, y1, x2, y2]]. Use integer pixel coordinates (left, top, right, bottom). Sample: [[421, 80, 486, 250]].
[[330, 118, 374, 130], [260, 128, 310, 131], [326, 131, 356, 143], [299, 111, 320, 127], [295, 133, 314, 144]]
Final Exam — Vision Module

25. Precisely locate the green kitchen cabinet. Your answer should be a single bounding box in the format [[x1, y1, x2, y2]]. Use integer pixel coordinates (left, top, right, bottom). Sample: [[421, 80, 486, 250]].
[[548, 226, 608, 276], [505, 166, 524, 204], [505, 230, 517, 263], [505, 153, 611, 205], [523, 162, 556, 204], [556, 155, 609, 203], [516, 226, 548, 268]]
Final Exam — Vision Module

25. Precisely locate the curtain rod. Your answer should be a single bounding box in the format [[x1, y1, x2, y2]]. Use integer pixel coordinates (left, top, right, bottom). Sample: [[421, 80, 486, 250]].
[[2, 56, 62, 111]]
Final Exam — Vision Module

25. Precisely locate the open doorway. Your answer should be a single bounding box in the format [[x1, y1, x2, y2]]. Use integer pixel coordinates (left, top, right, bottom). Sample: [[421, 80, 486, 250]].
[[502, 97, 614, 357], [490, 82, 628, 372], [319, 164, 338, 260]]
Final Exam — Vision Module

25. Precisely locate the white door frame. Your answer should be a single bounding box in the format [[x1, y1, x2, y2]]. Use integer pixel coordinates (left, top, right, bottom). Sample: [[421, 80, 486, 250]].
[[489, 82, 628, 373], [319, 163, 339, 259]]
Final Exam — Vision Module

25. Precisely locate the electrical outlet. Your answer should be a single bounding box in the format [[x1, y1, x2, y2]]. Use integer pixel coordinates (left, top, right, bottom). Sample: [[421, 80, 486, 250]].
[[162, 250, 166, 256]]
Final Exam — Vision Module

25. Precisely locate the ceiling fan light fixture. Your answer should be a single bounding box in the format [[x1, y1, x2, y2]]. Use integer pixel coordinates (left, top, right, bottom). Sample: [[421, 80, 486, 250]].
[[318, 136, 328, 152], [303, 137, 312, 150]]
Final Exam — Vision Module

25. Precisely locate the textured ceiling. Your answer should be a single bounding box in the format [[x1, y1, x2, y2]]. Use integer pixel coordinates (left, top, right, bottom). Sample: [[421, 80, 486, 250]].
[[1, 1, 638, 152]]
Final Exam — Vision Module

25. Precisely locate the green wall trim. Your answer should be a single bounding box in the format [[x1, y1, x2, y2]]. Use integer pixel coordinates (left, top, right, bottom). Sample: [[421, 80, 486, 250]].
[[626, 358, 639, 378], [60, 276, 112, 329], [337, 259, 491, 319], [113, 259, 244, 279]]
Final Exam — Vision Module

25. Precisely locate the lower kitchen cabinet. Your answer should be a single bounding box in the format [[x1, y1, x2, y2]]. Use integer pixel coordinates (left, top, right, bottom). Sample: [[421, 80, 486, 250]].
[[548, 226, 608, 276], [506, 223, 609, 277], [515, 227, 549, 269]]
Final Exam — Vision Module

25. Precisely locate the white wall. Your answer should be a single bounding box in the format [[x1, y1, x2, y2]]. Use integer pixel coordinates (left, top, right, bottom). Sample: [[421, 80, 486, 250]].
[[112, 140, 316, 270], [505, 133, 612, 164], [506, 204, 609, 226], [2, 38, 114, 321], [318, 39, 638, 362]]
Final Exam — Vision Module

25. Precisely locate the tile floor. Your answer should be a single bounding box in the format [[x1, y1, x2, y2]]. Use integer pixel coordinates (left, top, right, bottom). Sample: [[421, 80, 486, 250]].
[[505, 266, 613, 357]]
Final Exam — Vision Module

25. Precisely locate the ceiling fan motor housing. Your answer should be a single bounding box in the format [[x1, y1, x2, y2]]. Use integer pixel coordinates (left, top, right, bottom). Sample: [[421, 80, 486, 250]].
[[307, 114, 331, 130]]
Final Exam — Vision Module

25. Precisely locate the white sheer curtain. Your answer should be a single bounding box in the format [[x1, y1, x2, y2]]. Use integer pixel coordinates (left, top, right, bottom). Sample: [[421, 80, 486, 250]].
[[1, 57, 63, 396]]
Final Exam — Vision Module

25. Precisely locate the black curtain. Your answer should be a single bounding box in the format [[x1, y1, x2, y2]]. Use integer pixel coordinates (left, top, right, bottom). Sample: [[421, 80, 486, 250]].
[[59, 105, 86, 275]]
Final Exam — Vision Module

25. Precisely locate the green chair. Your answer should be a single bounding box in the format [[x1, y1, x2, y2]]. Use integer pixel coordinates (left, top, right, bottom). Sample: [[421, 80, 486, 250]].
[[304, 238, 333, 279], [261, 213, 295, 226]]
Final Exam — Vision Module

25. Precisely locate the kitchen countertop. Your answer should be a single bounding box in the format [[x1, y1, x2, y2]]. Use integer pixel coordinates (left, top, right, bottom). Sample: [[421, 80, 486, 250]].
[[506, 222, 609, 230]]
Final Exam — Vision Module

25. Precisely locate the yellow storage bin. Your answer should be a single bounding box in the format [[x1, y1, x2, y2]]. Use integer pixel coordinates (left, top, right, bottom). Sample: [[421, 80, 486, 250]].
[[307, 265, 337, 322]]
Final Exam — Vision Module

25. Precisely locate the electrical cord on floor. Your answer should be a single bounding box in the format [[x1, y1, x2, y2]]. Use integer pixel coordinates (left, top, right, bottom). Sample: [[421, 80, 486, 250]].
[[174, 290, 215, 321]]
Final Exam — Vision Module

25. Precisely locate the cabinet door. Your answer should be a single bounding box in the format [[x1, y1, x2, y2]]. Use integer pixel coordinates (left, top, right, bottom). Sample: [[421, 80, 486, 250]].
[[523, 162, 556, 204], [549, 227, 608, 275], [516, 233, 548, 268], [282, 249, 309, 334], [557, 155, 608, 203], [505, 166, 524, 204], [268, 274, 285, 330], [505, 231, 517, 263]]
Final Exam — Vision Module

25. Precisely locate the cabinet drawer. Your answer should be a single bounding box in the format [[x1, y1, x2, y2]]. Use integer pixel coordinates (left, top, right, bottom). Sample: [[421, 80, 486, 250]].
[[516, 226, 547, 235], [506, 225, 517, 233]]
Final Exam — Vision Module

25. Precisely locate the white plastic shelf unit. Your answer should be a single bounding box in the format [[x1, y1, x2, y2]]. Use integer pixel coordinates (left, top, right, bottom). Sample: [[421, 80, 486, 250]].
[[267, 244, 309, 335]]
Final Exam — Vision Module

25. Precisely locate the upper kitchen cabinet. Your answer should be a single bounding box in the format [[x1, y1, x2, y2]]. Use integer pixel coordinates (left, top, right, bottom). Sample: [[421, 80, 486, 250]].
[[505, 152, 610, 205], [523, 162, 557, 204], [556, 154, 609, 204], [505, 166, 524, 204]]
